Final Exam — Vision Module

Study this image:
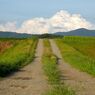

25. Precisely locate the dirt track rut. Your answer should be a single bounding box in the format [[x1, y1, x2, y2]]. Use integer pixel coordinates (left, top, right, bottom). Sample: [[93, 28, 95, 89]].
[[50, 39, 95, 95], [0, 39, 48, 95]]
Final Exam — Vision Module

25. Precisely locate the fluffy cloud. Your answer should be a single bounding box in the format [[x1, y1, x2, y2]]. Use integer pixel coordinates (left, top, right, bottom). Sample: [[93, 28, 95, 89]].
[[49, 10, 94, 33], [17, 18, 49, 34], [0, 22, 17, 32], [0, 10, 95, 34]]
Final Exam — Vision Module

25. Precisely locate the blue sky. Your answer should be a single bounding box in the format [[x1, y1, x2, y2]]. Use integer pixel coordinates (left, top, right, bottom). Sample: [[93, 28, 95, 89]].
[[0, 0, 95, 34], [0, 0, 95, 24]]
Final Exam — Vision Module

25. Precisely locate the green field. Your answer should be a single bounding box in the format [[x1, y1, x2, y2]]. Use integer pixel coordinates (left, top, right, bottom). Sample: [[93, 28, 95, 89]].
[[0, 38, 38, 77], [63, 36, 95, 59], [55, 36, 95, 76]]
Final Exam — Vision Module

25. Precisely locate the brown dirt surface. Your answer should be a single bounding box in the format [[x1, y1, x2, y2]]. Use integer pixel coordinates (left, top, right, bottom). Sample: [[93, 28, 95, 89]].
[[50, 39, 95, 95], [0, 39, 48, 95]]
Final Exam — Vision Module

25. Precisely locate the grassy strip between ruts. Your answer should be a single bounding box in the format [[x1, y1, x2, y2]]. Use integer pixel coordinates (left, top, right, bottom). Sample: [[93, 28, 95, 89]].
[[0, 38, 38, 77], [42, 39, 75, 95], [55, 38, 95, 76]]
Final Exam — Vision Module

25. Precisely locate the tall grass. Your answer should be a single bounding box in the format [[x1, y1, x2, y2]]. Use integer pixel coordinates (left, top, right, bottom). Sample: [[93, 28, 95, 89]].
[[63, 36, 95, 59], [42, 39, 75, 95], [0, 39, 17, 54], [55, 37, 95, 76], [0, 38, 38, 77], [43, 39, 60, 84]]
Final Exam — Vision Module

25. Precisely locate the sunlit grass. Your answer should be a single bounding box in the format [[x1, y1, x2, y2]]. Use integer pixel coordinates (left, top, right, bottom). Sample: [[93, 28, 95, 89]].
[[44, 85, 74, 95], [0, 38, 38, 77], [55, 37, 95, 76], [63, 36, 95, 59], [43, 39, 60, 84], [0, 39, 17, 54]]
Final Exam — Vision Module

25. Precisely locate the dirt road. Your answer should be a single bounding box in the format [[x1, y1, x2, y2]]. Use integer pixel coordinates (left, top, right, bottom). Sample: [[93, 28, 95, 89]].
[[0, 39, 48, 95], [50, 39, 95, 95]]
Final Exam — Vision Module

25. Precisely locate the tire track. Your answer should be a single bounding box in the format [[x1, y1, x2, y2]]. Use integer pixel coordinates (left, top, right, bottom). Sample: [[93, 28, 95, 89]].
[[0, 39, 48, 95], [50, 39, 95, 95]]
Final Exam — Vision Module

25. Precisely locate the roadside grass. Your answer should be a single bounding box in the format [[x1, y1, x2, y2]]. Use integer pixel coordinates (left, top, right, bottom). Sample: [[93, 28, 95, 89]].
[[63, 36, 95, 59], [0, 38, 38, 77], [45, 85, 74, 95], [42, 39, 75, 95], [55, 37, 95, 76], [0, 39, 17, 54]]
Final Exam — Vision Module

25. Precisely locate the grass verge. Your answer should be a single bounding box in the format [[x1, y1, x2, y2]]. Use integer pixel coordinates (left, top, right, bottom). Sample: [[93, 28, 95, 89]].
[[55, 38, 95, 76], [0, 38, 38, 77]]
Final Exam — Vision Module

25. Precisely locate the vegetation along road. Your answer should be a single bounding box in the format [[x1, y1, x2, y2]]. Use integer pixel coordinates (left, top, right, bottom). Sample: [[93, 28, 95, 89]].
[[0, 38, 95, 95], [0, 39, 48, 95], [52, 38, 95, 95]]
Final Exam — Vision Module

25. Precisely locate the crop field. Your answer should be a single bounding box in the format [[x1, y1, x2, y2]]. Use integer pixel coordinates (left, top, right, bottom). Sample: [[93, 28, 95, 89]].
[[0, 38, 38, 77], [0, 39, 15, 53], [63, 36, 95, 59], [55, 36, 95, 76]]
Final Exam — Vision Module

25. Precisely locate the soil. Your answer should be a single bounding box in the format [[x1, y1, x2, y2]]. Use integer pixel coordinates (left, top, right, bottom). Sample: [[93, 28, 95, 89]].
[[0, 39, 48, 95], [50, 39, 95, 95]]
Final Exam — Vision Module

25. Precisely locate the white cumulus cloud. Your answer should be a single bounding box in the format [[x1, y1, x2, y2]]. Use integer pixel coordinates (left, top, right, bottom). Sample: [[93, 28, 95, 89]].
[[0, 22, 17, 32], [49, 10, 94, 33], [0, 10, 95, 34], [17, 18, 49, 34]]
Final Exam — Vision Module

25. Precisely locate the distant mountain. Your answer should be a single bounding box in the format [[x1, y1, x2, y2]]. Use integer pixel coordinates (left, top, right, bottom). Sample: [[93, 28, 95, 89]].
[[1, 28, 95, 38], [54, 28, 95, 36], [0, 31, 32, 38]]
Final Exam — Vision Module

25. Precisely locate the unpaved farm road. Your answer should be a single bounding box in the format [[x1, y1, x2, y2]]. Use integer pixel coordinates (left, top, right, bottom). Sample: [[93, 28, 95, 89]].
[[0, 39, 48, 95], [1, 39, 95, 95], [50, 39, 95, 95]]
